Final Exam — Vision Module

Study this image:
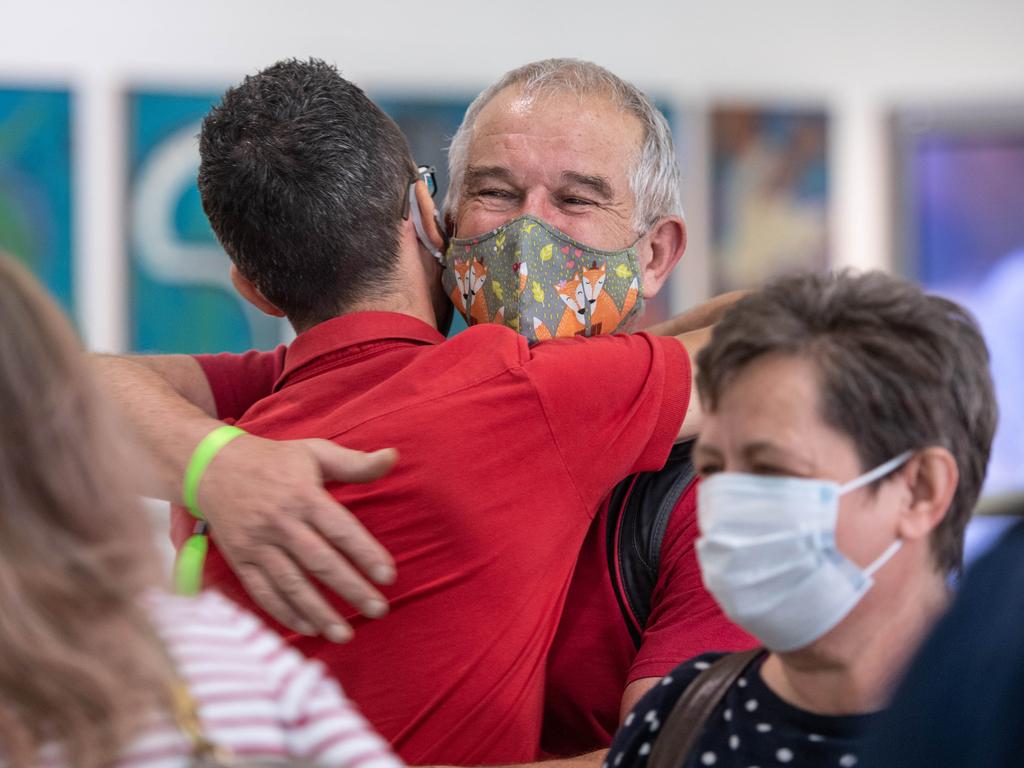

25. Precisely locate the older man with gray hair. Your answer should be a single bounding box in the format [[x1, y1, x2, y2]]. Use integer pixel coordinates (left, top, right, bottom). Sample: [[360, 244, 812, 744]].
[[439, 59, 688, 340], [437, 58, 754, 756], [96, 58, 750, 765]]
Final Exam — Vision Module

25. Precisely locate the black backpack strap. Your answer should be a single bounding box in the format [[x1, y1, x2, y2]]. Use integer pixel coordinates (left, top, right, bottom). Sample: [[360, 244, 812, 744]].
[[607, 439, 698, 647]]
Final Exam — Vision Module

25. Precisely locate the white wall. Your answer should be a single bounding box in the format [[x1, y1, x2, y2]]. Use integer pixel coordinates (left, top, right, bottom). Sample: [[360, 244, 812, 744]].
[[2, 0, 1022, 350]]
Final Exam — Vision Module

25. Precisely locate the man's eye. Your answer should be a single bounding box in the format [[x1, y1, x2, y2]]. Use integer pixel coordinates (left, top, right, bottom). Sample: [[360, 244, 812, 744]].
[[696, 463, 721, 478], [562, 197, 594, 206], [478, 188, 514, 199]]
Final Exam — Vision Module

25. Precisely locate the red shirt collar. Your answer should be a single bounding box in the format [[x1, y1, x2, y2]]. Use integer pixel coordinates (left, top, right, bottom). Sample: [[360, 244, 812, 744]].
[[275, 311, 445, 391]]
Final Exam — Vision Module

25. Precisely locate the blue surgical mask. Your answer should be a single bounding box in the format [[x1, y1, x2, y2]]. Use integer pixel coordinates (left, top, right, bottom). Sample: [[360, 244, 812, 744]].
[[695, 452, 913, 652]]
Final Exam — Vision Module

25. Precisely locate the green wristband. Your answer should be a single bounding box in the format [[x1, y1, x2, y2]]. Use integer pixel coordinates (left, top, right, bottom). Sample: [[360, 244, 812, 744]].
[[174, 425, 244, 596], [174, 530, 210, 596], [182, 425, 246, 520]]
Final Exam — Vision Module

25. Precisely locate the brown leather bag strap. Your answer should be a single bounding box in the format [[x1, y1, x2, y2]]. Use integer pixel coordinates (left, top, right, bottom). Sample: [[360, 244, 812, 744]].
[[646, 649, 765, 768]]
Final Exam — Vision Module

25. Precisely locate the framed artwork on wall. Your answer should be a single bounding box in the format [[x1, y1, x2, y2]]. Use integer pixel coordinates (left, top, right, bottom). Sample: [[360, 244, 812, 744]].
[[0, 87, 73, 315], [128, 91, 480, 349], [709, 106, 830, 293], [127, 89, 290, 353], [892, 105, 1024, 500]]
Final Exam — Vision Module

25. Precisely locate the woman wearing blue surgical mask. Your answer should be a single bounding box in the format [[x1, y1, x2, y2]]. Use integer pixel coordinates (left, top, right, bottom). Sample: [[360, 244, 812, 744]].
[[608, 269, 996, 768]]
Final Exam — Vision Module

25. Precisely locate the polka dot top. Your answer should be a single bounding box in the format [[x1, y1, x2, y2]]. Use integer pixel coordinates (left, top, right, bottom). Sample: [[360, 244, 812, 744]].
[[607, 652, 878, 768]]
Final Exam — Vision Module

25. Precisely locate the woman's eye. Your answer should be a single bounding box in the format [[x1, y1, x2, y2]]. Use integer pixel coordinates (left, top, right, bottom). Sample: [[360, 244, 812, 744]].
[[696, 464, 721, 478], [751, 465, 791, 477]]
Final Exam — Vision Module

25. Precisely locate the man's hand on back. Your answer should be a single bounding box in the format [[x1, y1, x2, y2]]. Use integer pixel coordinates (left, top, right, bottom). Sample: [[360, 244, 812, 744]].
[[200, 435, 399, 641], [92, 353, 399, 641]]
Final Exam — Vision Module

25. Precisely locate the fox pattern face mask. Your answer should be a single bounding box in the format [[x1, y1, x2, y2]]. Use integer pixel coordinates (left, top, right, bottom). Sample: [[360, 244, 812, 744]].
[[444, 215, 645, 343]]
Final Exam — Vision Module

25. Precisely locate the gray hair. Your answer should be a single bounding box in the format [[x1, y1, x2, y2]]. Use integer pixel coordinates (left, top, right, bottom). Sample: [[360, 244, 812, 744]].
[[445, 58, 684, 231]]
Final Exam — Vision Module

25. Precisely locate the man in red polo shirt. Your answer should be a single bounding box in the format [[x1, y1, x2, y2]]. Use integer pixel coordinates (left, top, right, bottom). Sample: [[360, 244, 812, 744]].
[[101, 59, 709, 765], [189, 338, 752, 761]]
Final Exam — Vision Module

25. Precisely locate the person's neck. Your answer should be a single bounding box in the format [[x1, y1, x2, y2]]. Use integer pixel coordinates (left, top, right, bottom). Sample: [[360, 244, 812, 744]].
[[289, 236, 444, 335], [759, 571, 949, 716], [346, 292, 440, 329], [289, 257, 441, 336], [290, 296, 438, 336]]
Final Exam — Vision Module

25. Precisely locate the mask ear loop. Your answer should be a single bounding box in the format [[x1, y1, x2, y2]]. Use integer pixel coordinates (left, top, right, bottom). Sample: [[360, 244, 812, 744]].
[[839, 450, 914, 495], [409, 185, 445, 263], [864, 539, 903, 577], [839, 450, 914, 579]]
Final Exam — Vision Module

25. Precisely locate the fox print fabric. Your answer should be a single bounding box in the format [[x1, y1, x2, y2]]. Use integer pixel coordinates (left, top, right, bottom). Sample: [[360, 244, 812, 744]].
[[445, 215, 645, 343]]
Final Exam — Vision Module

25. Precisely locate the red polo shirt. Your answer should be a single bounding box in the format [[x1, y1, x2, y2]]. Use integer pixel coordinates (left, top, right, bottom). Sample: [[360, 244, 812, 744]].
[[173, 312, 689, 765]]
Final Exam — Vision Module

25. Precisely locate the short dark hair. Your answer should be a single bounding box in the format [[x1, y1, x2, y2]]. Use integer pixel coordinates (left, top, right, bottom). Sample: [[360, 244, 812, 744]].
[[697, 270, 997, 574], [198, 58, 415, 328]]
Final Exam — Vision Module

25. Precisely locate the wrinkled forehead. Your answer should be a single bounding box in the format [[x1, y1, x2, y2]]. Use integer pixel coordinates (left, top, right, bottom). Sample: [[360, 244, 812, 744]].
[[467, 85, 645, 187]]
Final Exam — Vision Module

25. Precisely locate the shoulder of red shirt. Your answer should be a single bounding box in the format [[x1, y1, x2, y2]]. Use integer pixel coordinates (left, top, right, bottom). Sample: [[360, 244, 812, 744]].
[[627, 480, 758, 683], [195, 346, 288, 421], [193, 320, 690, 432]]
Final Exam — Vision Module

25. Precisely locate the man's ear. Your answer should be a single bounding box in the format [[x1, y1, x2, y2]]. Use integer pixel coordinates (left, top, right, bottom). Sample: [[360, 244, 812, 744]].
[[896, 447, 960, 542], [230, 264, 286, 318], [638, 216, 686, 298], [414, 180, 446, 253]]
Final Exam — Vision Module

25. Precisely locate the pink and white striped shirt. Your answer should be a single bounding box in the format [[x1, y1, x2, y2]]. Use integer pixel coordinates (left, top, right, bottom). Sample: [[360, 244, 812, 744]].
[[106, 589, 403, 768]]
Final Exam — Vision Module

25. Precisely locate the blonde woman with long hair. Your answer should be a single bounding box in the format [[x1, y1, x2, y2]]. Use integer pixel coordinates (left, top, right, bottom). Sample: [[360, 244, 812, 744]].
[[0, 254, 402, 768]]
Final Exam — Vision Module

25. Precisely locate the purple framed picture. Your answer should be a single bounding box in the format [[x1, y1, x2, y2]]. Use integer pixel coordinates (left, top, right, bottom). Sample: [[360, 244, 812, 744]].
[[893, 105, 1024, 500]]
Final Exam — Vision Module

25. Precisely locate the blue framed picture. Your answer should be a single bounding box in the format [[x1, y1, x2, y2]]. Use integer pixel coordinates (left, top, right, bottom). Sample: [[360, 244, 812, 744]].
[[128, 91, 479, 350], [0, 87, 73, 315], [127, 90, 290, 353]]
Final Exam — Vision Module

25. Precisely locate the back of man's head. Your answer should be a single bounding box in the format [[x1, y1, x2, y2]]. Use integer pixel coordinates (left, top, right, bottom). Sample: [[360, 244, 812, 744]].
[[199, 58, 415, 329]]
